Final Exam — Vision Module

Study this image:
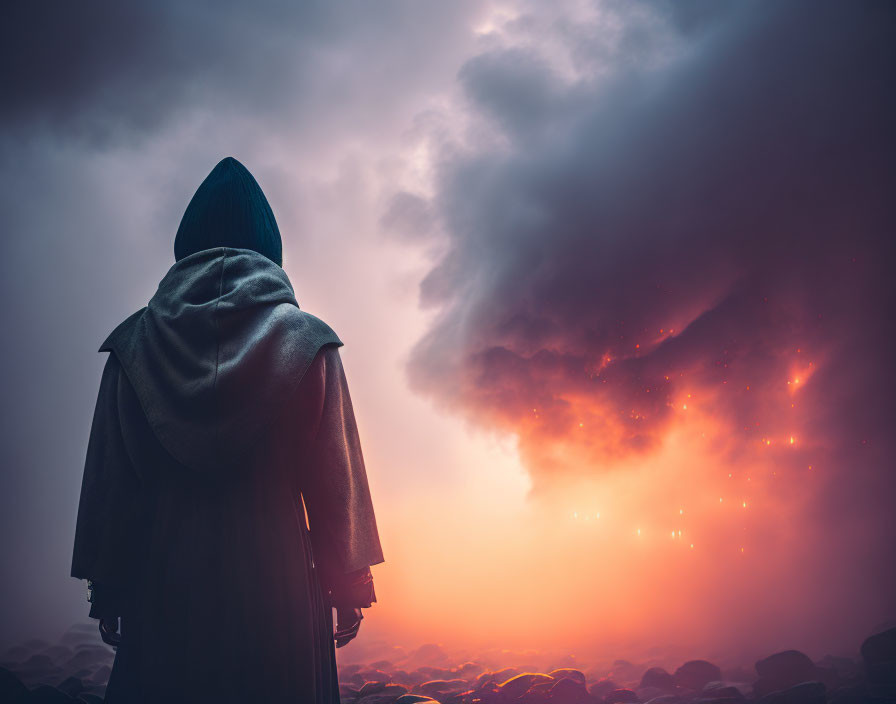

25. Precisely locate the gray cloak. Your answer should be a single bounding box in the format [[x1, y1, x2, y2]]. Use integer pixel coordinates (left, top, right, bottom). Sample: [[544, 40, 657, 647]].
[[71, 245, 384, 703]]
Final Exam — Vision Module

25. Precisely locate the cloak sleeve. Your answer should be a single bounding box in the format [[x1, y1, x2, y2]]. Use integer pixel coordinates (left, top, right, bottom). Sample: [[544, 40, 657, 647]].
[[299, 345, 385, 605], [71, 353, 142, 617]]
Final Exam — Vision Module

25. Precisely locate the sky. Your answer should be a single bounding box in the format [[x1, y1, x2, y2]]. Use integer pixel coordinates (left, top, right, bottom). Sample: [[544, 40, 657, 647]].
[[1, 0, 894, 668]]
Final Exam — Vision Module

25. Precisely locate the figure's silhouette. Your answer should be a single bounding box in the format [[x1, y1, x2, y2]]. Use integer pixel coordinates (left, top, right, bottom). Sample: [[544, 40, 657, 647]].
[[71, 157, 384, 703]]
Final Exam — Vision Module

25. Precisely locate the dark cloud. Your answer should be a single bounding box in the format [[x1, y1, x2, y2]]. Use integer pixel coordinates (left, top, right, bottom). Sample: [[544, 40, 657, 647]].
[[408, 2, 896, 648], [409, 0, 895, 477], [406, 0, 896, 626], [0, 1, 474, 144]]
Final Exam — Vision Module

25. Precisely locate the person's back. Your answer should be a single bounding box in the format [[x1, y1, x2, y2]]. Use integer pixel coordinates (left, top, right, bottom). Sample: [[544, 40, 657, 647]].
[[71, 157, 384, 703]]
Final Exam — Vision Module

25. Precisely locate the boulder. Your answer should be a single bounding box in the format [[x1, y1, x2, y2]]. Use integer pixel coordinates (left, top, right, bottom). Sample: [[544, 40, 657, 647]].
[[587, 678, 619, 699], [358, 695, 405, 704], [701, 681, 745, 700], [862, 626, 896, 666], [360, 681, 391, 696], [56, 677, 84, 697], [674, 660, 722, 691], [548, 676, 590, 703], [861, 626, 896, 690], [358, 669, 393, 685], [76, 694, 104, 704], [27, 685, 77, 703], [416, 679, 469, 697], [753, 651, 817, 697], [826, 683, 872, 704], [757, 680, 825, 704], [604, 688, 639, 703], [0, 667, 27, 702], [455, 662, 485, 677], [340, 684, 362, 699], [390, 670, 415, 687], [395, 696, 439, 704], [639, 668, 674, 691], [636, 686, 665, 702], [548, 668, 586, 685], [497, 673, 554, 700]]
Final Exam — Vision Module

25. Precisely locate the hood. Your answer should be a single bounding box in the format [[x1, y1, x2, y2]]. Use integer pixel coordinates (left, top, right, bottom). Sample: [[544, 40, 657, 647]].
[[100, 247, 342, 473], [174, 157, 283, 267]]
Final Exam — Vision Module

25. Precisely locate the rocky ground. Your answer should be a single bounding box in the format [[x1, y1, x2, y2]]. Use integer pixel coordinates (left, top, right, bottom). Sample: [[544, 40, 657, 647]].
[[1, 625, 894, 703]]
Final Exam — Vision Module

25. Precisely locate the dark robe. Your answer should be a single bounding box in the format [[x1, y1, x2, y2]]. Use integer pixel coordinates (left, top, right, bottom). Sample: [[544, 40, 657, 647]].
[[71, 245, 384, 704]]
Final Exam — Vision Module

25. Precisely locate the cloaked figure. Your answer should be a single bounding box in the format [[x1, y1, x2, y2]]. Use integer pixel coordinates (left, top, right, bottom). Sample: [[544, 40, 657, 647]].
[[71, 157, 385, 703]]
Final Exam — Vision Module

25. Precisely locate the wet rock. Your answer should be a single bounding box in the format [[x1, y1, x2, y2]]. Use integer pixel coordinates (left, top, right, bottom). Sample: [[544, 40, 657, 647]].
[[340, 683, 362, 699], [756, 680, 825, 704], [360, 681, 392, 696], [346, 673, 367, 687], [548, 676, 590, 703], [862, 626, 896, 666], [88, 664, 110, 686], [474, 672, 499, 691], [548, 668, 586, 685], [862, 626, 896, 691], [358, 669, 394, 685], [56, 677, 84, 697], [644, 696, 681, 704], [636, 685, 665, 702], [381, 684, 410, 698], [455, 662, 485, 677], [526, 680, 553, 695], [15, 655, 63, 688], [815, 654, 860, 678], [604, 688, 639, 703], [394, 696, 439, 704], [0, 667, 28, 702], [27, 685, 77, 703], [416, 667, 454, 681], [587, 678, 619, 699], [640, 667, 674, 691], [77, 694, 104, 704], [491, 668, 521, 684], [416, 679, 469, 697], [358, 695, 404, 704], [674, 660, 722, 691], [390, 670, 415, 687], [754, 651, 818, 697], [826, 683, 872, 704], [497, 673, 554, 700], [701, 681, 745, 700]]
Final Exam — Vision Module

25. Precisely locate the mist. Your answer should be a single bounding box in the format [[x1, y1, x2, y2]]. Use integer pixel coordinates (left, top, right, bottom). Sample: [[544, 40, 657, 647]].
[[1, 0, 893, 668]]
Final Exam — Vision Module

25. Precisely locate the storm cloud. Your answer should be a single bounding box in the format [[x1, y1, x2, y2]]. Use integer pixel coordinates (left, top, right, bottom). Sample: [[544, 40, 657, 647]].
[[406, 0, 895, 488]]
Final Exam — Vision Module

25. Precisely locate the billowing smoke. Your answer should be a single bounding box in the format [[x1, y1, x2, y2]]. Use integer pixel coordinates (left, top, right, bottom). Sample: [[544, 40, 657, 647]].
[[399, 0, 895, 652]]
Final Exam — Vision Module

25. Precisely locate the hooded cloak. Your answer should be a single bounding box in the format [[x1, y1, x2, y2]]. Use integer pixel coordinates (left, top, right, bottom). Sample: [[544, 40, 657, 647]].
[[174, 156, 283, 265], [71, 159, 384, 704]]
